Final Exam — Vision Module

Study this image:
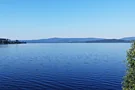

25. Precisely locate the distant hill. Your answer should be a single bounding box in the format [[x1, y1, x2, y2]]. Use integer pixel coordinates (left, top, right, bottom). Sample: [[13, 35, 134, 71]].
[[22, 38, 105, 43], [21, 37, 131, 43], [121, 37, 135, 41], [86, 39, 130, 43]]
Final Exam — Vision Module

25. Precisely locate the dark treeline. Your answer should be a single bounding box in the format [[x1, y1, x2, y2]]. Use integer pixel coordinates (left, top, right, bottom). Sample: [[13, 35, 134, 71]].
[[0, 38, 26, 44]]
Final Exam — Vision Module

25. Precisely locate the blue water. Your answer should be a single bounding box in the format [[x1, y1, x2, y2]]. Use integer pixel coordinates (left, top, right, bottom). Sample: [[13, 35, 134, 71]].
[[0, 43, 130, 90]]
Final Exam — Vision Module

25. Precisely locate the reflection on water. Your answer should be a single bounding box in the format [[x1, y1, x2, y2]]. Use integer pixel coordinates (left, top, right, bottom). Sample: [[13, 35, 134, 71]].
[[0, 43, 130, 90], [0, 44, 9, 48]]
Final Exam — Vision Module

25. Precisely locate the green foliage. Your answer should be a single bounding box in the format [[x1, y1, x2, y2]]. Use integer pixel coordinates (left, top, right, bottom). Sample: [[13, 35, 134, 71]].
[[123, 42, 135, 90]]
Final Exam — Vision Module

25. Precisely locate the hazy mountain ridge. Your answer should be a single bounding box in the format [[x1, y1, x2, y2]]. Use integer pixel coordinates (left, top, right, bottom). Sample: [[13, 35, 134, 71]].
[[121, 37, 135, 41], [21, 37, 135, 43], [1, 37, 135, 43], [21, 38, 105, 43]]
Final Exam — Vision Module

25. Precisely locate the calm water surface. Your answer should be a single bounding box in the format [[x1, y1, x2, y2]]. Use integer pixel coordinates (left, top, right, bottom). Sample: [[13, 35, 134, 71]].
[[0, 43, 130, 90]]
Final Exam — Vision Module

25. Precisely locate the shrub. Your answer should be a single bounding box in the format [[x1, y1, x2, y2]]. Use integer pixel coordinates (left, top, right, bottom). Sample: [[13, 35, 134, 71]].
[[123, 42, 135, 90]]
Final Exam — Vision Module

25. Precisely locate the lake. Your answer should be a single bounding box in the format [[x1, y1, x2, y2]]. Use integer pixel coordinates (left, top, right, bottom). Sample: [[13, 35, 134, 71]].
[[0, 43, 130, 90]]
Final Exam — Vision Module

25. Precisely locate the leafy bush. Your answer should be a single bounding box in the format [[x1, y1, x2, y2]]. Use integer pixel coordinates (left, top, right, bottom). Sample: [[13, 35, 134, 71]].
[[123, 42, 135, 90]]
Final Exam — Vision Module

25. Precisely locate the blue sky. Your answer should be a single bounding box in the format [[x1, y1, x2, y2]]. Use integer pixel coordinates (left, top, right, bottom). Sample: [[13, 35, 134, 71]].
[[0, 0, 135, 40]]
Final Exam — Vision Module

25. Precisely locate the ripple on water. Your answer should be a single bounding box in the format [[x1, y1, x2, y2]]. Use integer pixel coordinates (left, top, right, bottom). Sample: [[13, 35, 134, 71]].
[[0, 43, 127, 90]]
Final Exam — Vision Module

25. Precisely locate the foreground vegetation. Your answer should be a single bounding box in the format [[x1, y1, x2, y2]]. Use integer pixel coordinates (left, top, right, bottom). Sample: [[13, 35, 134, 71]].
[[123, 42, 135, 90]]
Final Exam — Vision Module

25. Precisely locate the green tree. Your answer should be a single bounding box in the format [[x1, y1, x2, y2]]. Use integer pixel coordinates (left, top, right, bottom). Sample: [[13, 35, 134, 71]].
[[123, 42, 135, 90]]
